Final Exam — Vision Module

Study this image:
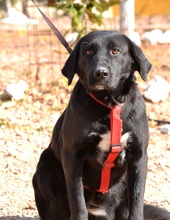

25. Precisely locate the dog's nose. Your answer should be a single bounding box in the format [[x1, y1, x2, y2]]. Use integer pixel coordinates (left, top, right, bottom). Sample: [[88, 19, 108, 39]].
[[94, 68, 109, 80]]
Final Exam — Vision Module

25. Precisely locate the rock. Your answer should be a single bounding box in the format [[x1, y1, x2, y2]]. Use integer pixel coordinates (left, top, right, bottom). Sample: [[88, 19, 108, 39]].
[[0, 7, 38, 25], [0, 92, 12, 101], [5, 80, 29, 101], [142, 29, 163, 45], [142, 29, 170, 45], [129, 31, 141, 46], [66, 32, 79, 44], [159, 30, 170, 44], [163, 30, 170, 43], [161, 124, 170, 135], [144, 75, 170, 103]]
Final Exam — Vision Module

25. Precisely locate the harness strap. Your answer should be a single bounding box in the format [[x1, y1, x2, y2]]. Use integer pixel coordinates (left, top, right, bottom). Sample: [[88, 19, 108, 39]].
[[89, 94, 123, 193]]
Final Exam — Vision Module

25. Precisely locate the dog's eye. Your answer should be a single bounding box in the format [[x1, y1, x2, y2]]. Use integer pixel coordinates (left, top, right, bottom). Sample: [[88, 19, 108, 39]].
[[85, 49, 94, 55], [111, 49, 120, 55]]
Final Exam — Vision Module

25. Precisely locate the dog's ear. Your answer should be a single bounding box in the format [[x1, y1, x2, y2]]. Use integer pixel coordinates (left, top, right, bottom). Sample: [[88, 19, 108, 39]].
[[130, 41, 152, 81], [61, 49, 78, 86]]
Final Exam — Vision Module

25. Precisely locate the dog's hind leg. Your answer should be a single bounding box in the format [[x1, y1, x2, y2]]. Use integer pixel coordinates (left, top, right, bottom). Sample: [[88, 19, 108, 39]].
[[144, 204, 170, 220], [32, 174, 48, 219], [32, 147, 70, 220]]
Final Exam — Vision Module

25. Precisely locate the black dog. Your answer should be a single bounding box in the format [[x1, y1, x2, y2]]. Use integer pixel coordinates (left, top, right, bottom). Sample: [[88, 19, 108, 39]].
[[33, 30, 170, 220]]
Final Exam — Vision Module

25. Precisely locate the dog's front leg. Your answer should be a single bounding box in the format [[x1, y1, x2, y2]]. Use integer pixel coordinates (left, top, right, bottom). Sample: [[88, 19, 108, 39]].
[[126, 146, 148, 220], [62, 149, 88, 220]]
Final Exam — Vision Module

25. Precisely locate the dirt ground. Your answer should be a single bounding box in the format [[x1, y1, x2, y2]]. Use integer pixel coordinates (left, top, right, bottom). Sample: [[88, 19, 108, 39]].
[[0, 19, 170, 220]]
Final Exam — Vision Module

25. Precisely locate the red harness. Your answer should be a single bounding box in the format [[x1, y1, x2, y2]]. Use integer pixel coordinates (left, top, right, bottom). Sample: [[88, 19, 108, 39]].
[[86, 94, 123, 193]]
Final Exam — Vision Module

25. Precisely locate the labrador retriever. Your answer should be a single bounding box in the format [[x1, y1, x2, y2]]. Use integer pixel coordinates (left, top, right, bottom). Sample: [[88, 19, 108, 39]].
[[32, 30, 170, 220]]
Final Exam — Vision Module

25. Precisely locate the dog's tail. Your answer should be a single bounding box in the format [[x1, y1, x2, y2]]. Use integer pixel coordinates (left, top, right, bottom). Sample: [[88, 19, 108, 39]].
[[144, 204, 170, 220]]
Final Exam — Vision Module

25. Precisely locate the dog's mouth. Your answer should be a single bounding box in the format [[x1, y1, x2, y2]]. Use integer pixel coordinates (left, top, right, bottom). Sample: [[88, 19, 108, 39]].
[[88, 82, 111, 91], [94, 85, 108, 91], [89, 83, 113, 94]]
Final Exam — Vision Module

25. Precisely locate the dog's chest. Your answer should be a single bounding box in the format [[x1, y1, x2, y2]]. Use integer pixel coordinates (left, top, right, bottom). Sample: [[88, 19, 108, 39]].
[[97, 131, 130, 149], [96, 131, 131, 164], [98, 131, 111, 152]]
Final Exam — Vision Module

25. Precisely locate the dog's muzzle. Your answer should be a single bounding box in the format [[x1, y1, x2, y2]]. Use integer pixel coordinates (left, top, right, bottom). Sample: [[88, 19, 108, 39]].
[[94, 67, 109, 81], [89, 67, 110, 91]]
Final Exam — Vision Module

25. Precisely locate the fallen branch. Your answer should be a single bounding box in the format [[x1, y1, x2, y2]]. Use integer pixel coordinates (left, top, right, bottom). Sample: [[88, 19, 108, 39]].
[[148, 118, 170, 125]]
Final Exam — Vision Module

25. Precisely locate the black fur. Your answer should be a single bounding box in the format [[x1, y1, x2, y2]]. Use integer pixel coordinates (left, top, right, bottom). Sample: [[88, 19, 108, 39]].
[[33, 30, 170, 220]]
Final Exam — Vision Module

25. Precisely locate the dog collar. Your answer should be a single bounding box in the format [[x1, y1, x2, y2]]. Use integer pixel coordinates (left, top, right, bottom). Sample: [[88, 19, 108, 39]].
[[85, 94, 123, 193]]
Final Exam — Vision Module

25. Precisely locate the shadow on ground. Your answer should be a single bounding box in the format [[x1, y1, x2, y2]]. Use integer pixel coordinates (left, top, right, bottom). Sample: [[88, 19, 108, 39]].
[[0, 217, 39, 220]]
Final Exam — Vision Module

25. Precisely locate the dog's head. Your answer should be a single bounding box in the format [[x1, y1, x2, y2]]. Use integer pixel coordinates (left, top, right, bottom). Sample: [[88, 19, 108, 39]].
[[62, 31, 151, 95]]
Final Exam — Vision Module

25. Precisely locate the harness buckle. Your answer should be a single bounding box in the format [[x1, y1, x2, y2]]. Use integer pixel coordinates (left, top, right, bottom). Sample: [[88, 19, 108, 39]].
[[110, 145, 122, 153]]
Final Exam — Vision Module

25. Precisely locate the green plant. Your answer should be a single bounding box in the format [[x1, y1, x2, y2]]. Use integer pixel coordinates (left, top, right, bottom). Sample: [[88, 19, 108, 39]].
[[51, 0, 120, 41]]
